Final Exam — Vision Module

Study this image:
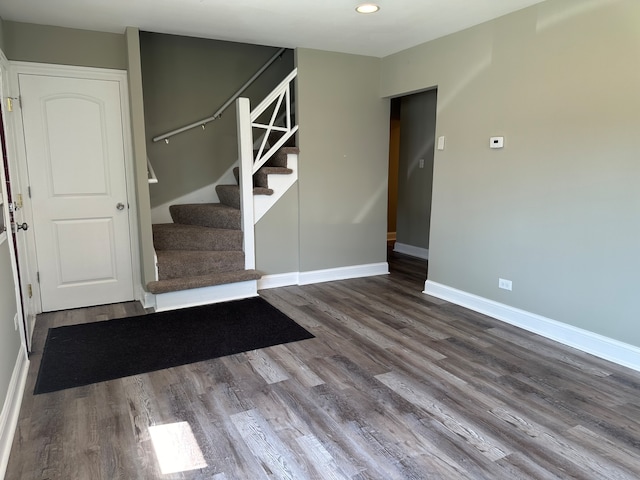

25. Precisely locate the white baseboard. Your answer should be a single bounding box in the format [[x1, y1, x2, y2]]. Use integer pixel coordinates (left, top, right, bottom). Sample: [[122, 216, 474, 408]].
[[394, 242, 429, 260], [299, 262, 389, 286], [0, 350, 29, 479], [257, 272, 300, 290], [146, 262, 390, 310], [423, 280, 640, 372], [136, 284, 156, 309], [153, 280, 258, 312]]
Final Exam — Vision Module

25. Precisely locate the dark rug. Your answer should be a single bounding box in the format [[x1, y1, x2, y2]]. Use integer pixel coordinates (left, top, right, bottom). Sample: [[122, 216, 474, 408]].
[[34, 297, 314, 394]]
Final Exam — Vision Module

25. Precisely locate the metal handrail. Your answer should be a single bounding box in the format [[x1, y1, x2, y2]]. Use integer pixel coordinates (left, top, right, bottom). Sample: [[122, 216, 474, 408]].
[[152, 47, 286, 143]]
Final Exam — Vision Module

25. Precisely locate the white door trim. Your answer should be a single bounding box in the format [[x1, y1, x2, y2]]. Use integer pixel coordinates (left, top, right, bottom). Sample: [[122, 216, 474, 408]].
[[8, 61, 141, 314], [0, 51, 29, 357]]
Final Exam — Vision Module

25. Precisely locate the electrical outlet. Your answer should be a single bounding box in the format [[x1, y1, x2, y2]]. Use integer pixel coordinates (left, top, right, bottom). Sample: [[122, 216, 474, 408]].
[[498, 278, 512, 291]]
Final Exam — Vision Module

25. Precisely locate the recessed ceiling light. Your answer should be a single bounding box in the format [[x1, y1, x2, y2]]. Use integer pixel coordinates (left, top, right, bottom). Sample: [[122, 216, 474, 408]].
[[356, 3, 380, 14]]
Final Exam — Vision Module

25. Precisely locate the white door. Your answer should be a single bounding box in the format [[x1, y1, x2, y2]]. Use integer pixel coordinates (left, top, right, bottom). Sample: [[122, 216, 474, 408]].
[[18, 73, 134, 312]]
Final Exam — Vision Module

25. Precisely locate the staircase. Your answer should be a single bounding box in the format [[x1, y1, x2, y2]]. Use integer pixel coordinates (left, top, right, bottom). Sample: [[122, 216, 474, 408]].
[[146, 64, 298, 310], [147, 146, 298, 297]]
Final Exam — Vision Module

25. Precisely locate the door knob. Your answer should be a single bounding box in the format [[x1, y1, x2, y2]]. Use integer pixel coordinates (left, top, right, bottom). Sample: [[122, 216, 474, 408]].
[[116, 203, 126, 211], [12, 222, 28, 232]]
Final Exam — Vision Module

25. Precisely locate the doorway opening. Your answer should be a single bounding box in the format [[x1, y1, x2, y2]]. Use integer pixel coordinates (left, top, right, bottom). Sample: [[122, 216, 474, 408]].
[[386, 88, 438, 288]]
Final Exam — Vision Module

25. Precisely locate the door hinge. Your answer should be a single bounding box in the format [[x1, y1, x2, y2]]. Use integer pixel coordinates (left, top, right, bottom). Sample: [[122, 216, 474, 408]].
[[6, 96, 21, 112], [7, 196, 23, 213], [27, 284, 33, 298]]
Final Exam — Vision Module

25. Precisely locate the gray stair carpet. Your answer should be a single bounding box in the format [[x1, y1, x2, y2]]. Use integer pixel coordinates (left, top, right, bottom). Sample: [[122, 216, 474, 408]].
[[147, 146, 297, 295]]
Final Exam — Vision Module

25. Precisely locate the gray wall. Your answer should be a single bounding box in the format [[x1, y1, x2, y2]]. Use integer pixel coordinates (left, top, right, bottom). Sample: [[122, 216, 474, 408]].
[[396, 89, 437, 250], [140, 33, 294, 208], [2, 21, 126, 69], [381, 0, 640, 346], [255, 186, 299, 274], [296, 48, 389, 272], [0, 241, 21, 409]]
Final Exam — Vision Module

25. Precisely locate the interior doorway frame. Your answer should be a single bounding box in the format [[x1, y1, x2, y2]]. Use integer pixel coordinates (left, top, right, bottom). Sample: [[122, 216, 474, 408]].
[[0, 50, 29, 357], [6, 61, 142, 327]]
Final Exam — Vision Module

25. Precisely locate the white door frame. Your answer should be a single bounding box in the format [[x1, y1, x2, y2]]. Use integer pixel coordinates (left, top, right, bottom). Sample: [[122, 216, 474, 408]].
[[0, 51, 28, 358], [8, 61, 141, 320]]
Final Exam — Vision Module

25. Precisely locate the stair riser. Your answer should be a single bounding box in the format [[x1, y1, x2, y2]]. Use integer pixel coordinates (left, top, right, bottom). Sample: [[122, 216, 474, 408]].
[[153, 228, 242, 251], [170, 204, 241, 230], [216, 185, 241, 209], [157, 251, 245, 280]]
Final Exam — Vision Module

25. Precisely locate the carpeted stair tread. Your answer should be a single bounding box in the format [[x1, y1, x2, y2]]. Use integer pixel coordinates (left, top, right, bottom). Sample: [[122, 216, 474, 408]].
[[153, 224, 242, 251], [216, 184, 274, 209], [233, 166, 292, 189], [157, 250, 245, 280], [254, 166, 293, 188], [170, 203, 240, 230], [147, 269, 262, 294], [265, 146, 300, 168]]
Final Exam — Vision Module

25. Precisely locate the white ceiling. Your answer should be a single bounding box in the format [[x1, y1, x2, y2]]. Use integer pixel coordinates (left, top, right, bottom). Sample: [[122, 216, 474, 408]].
[[0, 0, 547, 58]]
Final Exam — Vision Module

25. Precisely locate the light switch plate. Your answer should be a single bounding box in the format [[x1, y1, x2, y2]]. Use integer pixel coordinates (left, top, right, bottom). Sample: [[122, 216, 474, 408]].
[[490, 136, 504, 149]]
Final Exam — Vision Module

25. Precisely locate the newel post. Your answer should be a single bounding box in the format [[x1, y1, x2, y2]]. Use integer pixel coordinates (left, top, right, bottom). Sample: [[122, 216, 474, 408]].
[[236, 97, 255, 270]]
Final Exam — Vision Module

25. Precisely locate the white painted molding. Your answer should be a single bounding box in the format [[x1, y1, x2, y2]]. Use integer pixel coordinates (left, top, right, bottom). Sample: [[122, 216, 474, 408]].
[[0, 349, 29, 479], [394, 242, 429, 260], [424, 280, 640, 372], [299, 262, 389, 286], [257, 272, 300, 290], [136, 284, 156, 310], [154, 280, 258, 312]]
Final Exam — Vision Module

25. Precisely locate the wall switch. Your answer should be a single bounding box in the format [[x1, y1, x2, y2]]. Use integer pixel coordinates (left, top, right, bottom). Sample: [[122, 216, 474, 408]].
[[437, 136, 446, 151], [498, 278, 512, 291], [419, 158, 425, 169], [490, 136, 504, 149]]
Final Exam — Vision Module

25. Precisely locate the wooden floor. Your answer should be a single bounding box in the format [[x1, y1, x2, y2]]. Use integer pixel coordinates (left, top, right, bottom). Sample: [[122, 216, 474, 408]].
[[6, 251, 640, 479]]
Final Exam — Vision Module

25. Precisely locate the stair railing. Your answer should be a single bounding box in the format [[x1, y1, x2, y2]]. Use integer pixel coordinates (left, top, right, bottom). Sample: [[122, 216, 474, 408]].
[[250, 68, 298, 172], [152, 47, 286, 144], [236, 68, 298, 271]]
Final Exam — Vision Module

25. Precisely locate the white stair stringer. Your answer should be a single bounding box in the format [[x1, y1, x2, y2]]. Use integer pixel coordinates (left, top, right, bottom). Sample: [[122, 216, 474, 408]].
[[254, 153, 298, 223]]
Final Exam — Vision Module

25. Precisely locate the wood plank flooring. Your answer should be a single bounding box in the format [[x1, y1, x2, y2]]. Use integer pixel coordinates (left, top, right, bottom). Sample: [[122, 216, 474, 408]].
[[6, 251, 640, 479]]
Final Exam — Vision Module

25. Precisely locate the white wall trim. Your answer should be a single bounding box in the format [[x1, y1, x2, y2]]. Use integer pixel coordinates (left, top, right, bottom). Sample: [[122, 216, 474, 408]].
[[424, 280, 640, 372], [299, 262, 389, 286], [153, 280, 258, 312], [257, 272, 300, 290], [0, 350, 29, 479], [136, 285, 156, 310], [394, 242, 429, 260]]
